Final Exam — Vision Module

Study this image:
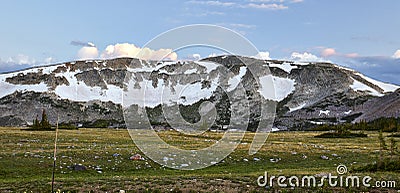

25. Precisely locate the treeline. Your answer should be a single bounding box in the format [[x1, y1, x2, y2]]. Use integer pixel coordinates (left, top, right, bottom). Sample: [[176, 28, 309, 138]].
[[28, 109, 77, 130], [312, 117, 400, 132]]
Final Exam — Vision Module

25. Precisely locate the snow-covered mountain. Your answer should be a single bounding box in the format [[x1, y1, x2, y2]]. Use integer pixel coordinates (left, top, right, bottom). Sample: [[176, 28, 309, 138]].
[[0, 56, 398, 129]]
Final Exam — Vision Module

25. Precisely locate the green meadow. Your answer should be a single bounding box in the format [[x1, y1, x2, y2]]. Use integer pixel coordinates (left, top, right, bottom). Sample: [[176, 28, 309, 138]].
[[0, 127, 399, 192]]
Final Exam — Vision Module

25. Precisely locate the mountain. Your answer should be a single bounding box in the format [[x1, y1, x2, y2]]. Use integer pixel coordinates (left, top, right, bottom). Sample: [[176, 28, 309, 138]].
[[0, 56, 398, 130]]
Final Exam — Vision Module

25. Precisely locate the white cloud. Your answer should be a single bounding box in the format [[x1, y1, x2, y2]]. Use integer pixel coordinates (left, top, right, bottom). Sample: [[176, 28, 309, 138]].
[[0, 54, 56, 73], [3, 54, 57, 65], [227, 23, 256, 29], [187, 0, 296, 10], [255, 51, 271, 60], [193, 54, 201, 60], [392, 50, 400, 59], [208, 53, 219, 57], [187, 0, 236, 7], [0, 61, 30, 73], [290, 52, 329, 62], [187, 11, 225, 17], [100, 43, 178, 61], [7, 54, 36, 65], [207, 53, 228, 57], [44, 57, 56, 64], [249, 0, 303, 2], [74, 43, 178, 61], [87, 42, 96, 47], [77, 46, 99, 60], [249, 0, 284, 2], [245, 3, 288, 9], [216, 23, 256, 35]]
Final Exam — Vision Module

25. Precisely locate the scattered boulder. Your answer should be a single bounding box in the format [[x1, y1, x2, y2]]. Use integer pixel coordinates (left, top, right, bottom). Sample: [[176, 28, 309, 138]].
[[269, 158, 281, 163], [130, 154, 143, 160], [320, 155, 329, 160], [69, 164, 87, 171], [113, 153, 120, 157], [95, 166, 103, 173]]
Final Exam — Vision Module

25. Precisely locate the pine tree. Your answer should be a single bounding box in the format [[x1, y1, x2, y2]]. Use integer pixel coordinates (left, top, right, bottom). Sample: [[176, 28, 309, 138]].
[[40, 109, 52, 130]]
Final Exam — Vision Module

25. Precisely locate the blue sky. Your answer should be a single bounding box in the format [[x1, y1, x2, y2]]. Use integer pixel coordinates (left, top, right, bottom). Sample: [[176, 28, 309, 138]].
[[0, 0, 399, 84]]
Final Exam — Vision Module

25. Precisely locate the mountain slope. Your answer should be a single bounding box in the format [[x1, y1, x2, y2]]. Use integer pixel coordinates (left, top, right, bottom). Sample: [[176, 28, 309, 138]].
[[0, 56, 398, 129]]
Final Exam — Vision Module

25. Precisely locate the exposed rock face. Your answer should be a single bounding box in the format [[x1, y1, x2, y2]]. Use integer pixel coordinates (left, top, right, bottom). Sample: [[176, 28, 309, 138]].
[[6, 71, 69, 90], [0, 115, 25, 127], [0, 56, 398, 130], [0, 91, 124, 128], [356, 89, 400, 122]]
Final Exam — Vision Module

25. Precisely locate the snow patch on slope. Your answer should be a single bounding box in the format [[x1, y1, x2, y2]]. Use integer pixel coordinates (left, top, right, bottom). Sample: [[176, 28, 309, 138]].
[[175, 81, 218, 106], [0, 64, 63, 79], [355, 73, 399, 93], [123, 76, 219, 108], [289, 103, 307, 112], [0, 81, 49, 99], [258, 75, 295, 101], [335, 63, 399, 94], [196, 61, 219, 73], [344, 110, 352, 115], [227, 66, 247, 92], [334, 64, 356, 73], [128, 60, 174, 73], [54, 69, 123, 104], [319, 110, 330, 116], [268, 62, 298, 73], [272, 76, 296, 101], [0, 65, 64, 98], [350, 77, 383, 97], [184, 69, 197, 74]]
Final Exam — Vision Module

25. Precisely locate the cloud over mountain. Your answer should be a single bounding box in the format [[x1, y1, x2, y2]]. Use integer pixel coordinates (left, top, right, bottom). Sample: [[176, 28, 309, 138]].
[[392, 50, 400, 59], [290, 52, 329, 62], [101, 43, 177, 61], [75, 43, 178, 61], [77, 47, 99, 60]]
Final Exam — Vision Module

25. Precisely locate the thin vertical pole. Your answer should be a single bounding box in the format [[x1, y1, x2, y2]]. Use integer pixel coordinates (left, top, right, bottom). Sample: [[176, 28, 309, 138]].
[[51, 114, 59, 193]]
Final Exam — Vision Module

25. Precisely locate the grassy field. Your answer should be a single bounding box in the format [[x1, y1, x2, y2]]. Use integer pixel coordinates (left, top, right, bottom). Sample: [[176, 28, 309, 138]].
[[0, 127, 399, 192]]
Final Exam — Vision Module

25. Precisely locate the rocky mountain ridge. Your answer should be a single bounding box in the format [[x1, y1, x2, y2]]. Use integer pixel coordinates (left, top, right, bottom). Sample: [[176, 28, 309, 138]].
[[0, 56, 398, 130]]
